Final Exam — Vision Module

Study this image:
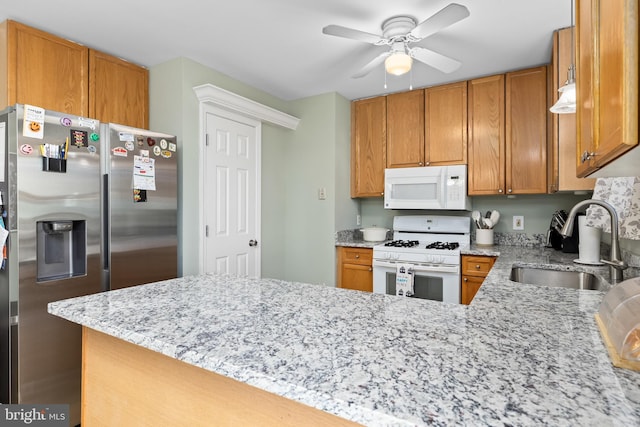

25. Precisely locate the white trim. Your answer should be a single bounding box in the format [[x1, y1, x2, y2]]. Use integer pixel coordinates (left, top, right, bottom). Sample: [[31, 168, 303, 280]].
[[193, 84, 300, 130]]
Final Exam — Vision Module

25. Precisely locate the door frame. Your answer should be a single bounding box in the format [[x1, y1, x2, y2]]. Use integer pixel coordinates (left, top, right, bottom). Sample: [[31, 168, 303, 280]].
[[193, 84, 300, 274]]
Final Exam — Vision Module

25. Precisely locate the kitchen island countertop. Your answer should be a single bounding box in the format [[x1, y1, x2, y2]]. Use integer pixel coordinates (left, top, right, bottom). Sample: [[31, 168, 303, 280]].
[[49, 246, 640, 426]]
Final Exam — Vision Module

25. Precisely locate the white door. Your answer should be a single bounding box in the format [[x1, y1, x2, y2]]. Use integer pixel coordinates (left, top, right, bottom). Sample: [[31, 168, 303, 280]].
[[203, 108, 261, 277]]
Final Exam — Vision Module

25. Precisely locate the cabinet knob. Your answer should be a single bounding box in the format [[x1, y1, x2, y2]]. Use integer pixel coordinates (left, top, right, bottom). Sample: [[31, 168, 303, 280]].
[[463, 277, 468, 282], [419, 162, 424, 166], [425, 162, 430, 166], [581, 151, 596, 163], [355, 254, 360, 259], [507, 189, 512, 193], [475, 265, 480, 269], [498, 189, 503, 193], [368, 267, 372, 272]]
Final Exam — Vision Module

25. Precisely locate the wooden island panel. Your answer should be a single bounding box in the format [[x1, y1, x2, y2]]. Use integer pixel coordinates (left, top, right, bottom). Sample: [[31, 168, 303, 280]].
[[82, 327, 361, 426]]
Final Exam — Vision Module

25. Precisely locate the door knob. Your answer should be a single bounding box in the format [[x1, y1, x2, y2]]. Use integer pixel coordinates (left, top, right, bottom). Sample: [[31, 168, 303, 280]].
[[249, 239, 258, 247]]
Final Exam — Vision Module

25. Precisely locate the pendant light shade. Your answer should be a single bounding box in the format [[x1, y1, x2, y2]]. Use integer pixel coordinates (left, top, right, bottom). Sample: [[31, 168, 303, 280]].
[[385, 52, 413, 76]]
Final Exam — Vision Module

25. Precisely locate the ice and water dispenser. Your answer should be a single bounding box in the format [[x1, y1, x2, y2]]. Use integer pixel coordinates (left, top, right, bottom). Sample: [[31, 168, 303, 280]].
[[36, 220, 86, 282]]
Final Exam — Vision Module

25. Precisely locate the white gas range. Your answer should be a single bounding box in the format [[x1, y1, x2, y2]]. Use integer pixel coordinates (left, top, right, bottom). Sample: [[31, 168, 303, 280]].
[[372, 215, 470, 304]]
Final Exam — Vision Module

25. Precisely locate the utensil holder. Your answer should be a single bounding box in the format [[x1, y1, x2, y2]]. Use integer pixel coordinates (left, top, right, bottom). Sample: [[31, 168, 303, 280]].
[[476, 229, 494, 246]]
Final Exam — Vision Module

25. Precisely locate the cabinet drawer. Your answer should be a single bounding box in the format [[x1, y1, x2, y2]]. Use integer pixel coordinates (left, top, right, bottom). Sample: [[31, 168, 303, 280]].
[[461, 255, 496, 277], [341, 247, 372, 265]]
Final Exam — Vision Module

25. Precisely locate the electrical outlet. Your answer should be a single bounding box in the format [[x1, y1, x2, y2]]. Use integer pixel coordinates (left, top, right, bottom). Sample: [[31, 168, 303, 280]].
[[356, 214, 361, 226], [513, 215, 524, 230], [318, 187, 326, 200]]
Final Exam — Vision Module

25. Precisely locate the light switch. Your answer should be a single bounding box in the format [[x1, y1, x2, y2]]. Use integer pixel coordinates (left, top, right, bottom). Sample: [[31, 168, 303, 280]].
[[513, 215, 524, 230], [318, 188, 327, 200]]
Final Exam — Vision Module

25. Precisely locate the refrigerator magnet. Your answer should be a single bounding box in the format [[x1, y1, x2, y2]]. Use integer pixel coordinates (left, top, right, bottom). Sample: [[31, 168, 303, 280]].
[[133, 189, 147, 203], [147, 137, 156, 147], [161, 150, 172, 159], [160, 139, 168, 149], [168, 142, 176, 152], [153, 146, 161, 156], [119, 132, 135, 142], [19, 144, 34, 155], [79, 117, 97, 130], [60, 117, 72, 127], [70, 129, 88, 147], [22, 104, 45, 139], [125, 141, 135, 151], [113, 147, 128, 157]]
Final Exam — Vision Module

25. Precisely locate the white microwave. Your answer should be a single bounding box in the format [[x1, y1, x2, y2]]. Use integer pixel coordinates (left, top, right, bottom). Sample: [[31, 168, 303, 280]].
[[384, 165, 471, 210]]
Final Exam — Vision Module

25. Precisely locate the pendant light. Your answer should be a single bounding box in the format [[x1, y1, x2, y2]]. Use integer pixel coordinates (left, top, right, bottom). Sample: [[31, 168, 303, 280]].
[[550, 0, 576, 114]]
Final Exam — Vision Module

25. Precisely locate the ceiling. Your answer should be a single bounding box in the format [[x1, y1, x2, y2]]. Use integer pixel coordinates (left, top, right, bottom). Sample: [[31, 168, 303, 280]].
[[1, 0, 571, 101]]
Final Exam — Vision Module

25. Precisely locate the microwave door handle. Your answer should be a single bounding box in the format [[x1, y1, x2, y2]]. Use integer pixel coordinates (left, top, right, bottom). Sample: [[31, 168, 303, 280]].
[[440, 168, 447, 208]]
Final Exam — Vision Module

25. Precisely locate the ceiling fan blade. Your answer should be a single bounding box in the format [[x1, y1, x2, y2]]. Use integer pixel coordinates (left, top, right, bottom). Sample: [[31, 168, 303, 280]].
[[322, 25, 384, 45], [409, 3, 470, 40], [352, 51, 392, 78], [410, 47, 461, 73]]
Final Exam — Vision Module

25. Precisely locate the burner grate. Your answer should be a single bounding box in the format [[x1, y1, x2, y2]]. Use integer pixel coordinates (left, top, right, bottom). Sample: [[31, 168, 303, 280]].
[[384, 240, 420, 248], [425, 241, 460, 250]]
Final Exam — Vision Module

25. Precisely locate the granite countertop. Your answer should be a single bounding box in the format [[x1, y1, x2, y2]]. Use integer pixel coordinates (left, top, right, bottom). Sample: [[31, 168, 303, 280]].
[[48, 247, 640, 426]]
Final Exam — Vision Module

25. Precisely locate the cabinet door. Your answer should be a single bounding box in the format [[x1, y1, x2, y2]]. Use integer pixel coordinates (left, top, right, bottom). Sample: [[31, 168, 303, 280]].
[[575, 0, 639, 176], [461, 275, 485, 305], [340, 263, 373, 292], [551, 28, 596, 192], [351, 97, 386, 197], [576, 0, 598, 176], [468, 74, 505, 195], [594, 0, 638, 166], [89, 50, 149, 129], [506, 66, 548, 194], [6, 21, 89, 115], [461, 255, 496, 277], [425, 81, 468, 165], [386, 90, 424, 168]]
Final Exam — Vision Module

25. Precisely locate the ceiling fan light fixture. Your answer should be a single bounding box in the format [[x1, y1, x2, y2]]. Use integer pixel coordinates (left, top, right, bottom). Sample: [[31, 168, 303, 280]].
[[385, 52, 413, 76]]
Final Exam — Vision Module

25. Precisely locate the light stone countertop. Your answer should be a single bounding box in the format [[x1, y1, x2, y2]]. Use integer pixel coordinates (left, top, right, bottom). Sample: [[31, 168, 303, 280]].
[[48, 246, 640, 426]]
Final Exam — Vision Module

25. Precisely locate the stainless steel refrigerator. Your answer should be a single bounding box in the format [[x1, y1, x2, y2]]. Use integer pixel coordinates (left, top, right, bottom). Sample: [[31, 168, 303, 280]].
[[0, 104, 103, 425], [100, 123, 178, 291], [1, 110, 178, 425]]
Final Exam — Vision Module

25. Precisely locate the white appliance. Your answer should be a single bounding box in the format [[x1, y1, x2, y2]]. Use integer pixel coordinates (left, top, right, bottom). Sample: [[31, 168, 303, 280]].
[[373, 215, 470, 304], [384, 165, 471, 210]]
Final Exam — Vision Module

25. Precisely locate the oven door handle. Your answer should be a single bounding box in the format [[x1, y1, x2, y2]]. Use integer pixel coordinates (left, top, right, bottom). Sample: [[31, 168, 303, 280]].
[[373, 260, 459, 274]]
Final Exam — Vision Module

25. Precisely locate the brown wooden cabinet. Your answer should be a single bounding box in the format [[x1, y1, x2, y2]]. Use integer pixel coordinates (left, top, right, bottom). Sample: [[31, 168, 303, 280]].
[[1, 20, 89, 116], [549, 27, 596, 192], [0, 20, 148, 128], [351, 96, 386, 197], [425, 81, 468, 166], [461, 255, 496, 305], [505, 66, 548, 194], [336, 247, 373, 292], [468, 74, 505, 195], [89, 50, 149, 129], [386, 90, 424, 168], [468, 67, 548, 196], [575, 0, 639, 177]]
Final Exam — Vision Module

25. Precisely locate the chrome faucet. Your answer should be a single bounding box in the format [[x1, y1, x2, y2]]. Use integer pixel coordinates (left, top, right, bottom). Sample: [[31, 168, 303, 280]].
[[560, 199, 628, 283]]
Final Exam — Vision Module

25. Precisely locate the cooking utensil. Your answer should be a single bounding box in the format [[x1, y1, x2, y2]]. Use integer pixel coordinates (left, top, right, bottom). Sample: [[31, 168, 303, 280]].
[[484, 218, 494, 229], [472, 211, 481, 228], [490, 210, 500, 225], [485, 211, 491, 219]]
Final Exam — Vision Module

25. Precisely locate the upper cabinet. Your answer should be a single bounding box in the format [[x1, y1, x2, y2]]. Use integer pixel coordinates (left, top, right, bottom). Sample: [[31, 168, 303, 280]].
[[575, 0, 639, 177], [1, 20, 89, 116], [505, 66, 548, 194], [386, 90, 424, 168], [0, 20, 148, 128], [425, 81, 468, 166], [468, 74, 505, 195], [351, 96, 386, 197], [549, 27, 595, 192], [468, 67, 548, 196], [89, 50, 149, 129]]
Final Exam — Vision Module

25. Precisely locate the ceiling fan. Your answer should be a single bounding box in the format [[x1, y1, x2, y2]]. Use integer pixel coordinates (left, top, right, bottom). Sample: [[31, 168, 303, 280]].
[[322, 3, 470, 78]]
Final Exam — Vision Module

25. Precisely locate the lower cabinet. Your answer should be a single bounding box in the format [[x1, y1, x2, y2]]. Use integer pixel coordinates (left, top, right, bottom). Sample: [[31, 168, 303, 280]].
[[336, 247, 373, 292], [461, 255, 497, 305]]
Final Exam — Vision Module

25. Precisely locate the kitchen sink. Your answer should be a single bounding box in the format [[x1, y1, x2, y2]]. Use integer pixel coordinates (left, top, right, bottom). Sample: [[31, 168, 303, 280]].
[[509, 266, 606, 290]]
